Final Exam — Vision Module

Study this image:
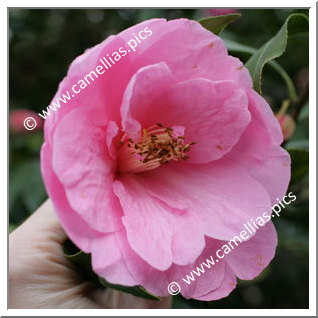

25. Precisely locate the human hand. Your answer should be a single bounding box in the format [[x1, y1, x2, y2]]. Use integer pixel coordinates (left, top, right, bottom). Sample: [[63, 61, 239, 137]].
[[9, 200, 172, 309]]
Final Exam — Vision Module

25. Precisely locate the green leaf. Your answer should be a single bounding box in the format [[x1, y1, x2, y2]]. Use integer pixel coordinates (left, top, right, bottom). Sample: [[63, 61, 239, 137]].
[[225, 39, 297, 102], [245, 13, 308, 95], [98, 278, 161, 301], [287, 148, 309, 184], [63, 240, 100, 285], [285, 139, 309, 150], [298, 103, 309, 121], [199, 13, 241, 35], [275, 218, 308, 257], [9, 159, 47, 213], [62, 239, 161, 301], [9, 224, 17, 233]]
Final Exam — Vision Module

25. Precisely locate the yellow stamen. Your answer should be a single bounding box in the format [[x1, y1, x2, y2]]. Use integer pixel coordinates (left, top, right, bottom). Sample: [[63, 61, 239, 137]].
[[117, 124, 196, 173]]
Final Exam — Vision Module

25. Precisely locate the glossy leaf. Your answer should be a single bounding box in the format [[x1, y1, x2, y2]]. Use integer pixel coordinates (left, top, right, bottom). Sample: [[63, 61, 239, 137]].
[[225, 39, 297, 102], [245, 13, 308, 94], [199, 13, 241, 35], [98, 278, 161, 301], [287, 148, 309, 184]]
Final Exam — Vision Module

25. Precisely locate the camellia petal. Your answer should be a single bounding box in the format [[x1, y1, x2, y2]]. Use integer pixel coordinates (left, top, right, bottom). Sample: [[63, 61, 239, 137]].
[[226, 89, 291, 204], [113, 174, 205, 270], [91, 234, 138, 286], [41, 143, 104, 253], [226, 221, 277, 280], [196, 264, 237, 301], [122, 75, 251, 163], [139, 160, 272, 241], [52, 108, 123, 233]]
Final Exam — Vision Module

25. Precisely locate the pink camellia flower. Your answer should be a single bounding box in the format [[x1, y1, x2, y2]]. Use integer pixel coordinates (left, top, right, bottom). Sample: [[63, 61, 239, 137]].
[[10, 109, 43, 133], [276, 113, 296, 141], [275, 101, 296, 141], [41, 19, 291, 301]]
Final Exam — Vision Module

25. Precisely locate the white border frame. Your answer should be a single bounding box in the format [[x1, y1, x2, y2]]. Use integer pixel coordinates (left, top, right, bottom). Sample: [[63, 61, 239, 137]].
[[3, 0, 316, 316]]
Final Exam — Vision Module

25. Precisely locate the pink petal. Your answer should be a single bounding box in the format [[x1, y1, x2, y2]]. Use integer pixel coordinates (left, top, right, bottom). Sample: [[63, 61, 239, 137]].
[[40, 143, 103, 252], [167, 238, 226, 299], [113, 174, 205, 270], [106, 120, 120, 161], [149, 79, 251, 163], [124, 19, 251, 89], [226, 221, 277, 280], [114, 229, 171, 297], [196, 264, 237, 301], [97, 229, 232, 301], [44, 35, 129, 145], [140, 160, 272, 241], [52, 107, 123, 233], [109, 230, 230, 301], [226, 89, 291, 203], [44, 19, 165, 145], [120, 62, 175, 138], [121, 74, 251, 163], [91, 234, 138, 286]]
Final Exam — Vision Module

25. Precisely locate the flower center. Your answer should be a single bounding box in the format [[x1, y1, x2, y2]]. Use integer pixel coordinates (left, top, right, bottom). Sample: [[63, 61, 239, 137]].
[[117, 123, 195, 173]]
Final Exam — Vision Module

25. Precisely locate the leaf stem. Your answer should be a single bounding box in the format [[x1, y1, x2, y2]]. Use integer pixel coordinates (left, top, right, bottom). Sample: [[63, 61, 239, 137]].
[[292, 82, 309, 121]]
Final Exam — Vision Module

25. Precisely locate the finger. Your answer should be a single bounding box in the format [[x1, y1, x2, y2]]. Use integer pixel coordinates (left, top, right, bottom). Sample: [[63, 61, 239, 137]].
[[91, 288, 172, 309], [11, 199, 67, 245]]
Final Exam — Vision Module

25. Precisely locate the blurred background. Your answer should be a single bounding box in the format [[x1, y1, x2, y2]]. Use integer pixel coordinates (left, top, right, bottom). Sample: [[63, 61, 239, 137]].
[[9, 8, 309, 309]]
